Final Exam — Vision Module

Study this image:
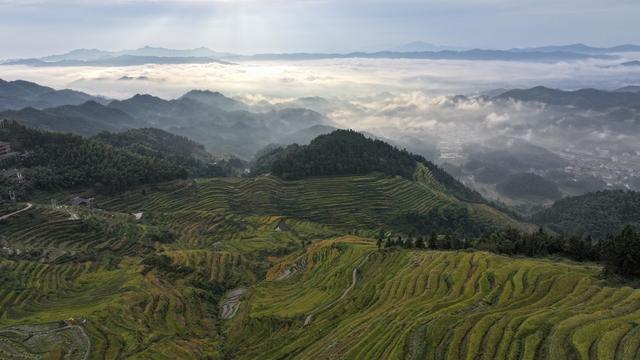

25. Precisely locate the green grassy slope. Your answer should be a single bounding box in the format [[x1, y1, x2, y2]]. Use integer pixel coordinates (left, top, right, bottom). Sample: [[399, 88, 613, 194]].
[[98, 174, 531, 236], [230, 237, 640, 360]]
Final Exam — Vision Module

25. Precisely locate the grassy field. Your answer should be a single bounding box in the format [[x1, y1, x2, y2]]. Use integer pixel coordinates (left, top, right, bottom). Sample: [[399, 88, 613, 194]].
[[229, 237, 640, 360]]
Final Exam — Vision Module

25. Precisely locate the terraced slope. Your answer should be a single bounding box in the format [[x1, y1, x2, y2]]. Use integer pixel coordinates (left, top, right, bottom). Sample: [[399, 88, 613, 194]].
[[0, 205, 243, 358], [0, 173, 533, 358], [99, 174, 530, 237], [230, 237, 640, 360]]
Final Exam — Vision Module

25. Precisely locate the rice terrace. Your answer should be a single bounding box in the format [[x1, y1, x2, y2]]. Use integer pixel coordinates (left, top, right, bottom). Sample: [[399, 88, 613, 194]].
[[2, 162, 640, 358], [2, 1, 640, 357]]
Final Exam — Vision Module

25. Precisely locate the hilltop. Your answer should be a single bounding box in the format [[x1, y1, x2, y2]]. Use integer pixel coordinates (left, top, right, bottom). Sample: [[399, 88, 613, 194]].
[[255, 130, 483, 203]]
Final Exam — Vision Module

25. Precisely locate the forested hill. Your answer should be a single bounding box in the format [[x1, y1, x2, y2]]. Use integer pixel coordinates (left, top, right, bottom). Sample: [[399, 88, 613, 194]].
[[532, 190, 640, 239], [94, 128, 208, 160], [0, 121, 190, 195], [254, 129, 484, 202], [94, 128, 245, 177]]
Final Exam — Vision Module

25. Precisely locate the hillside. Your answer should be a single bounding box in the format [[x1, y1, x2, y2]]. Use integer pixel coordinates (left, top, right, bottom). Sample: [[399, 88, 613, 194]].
[[94, 128, 210, 160], [0, 101, 142, 136], [99, 175, 527, 236], [0, 161, 531, 359], [532, 190, 640, 239], [230, 238, 640, 359], [255, 130, 484, 203], [0, 121, 188, 196], [2, 159, 637, 359], [1, 102, 638, 360], [93, 128, 246, 177]]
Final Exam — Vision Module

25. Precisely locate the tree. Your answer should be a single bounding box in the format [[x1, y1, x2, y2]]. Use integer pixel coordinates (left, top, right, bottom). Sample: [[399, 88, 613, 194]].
[[605, 225, 640, 277], [376, 229, 385, 249], [429, 232, 438, 250]]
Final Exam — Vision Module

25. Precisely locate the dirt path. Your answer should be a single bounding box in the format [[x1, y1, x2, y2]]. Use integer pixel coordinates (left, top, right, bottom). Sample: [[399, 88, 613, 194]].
[[304, 252, 373, 326], [0, 203, 32, 221]]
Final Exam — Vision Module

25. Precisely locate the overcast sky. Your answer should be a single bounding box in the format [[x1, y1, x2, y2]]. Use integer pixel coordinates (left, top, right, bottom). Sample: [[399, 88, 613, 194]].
[[1, 0, 639, 58]]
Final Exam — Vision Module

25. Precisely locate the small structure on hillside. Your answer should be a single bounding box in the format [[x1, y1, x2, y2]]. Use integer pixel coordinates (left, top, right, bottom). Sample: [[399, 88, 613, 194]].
[[69, 197, 94, 209]]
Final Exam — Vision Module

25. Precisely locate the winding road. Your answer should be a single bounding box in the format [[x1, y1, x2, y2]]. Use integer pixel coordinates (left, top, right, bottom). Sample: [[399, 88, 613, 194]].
[[0, 203, 32, 221]]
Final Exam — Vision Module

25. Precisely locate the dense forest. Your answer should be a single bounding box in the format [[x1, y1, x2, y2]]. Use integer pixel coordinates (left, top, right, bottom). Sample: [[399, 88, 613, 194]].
[[254, 130, 484, 202], [532, 190, 640, 239], [0, 121, 187, 196], [94, 128, 209, 159], [390, 206, 494, 238], [93, 128, 245, 177]]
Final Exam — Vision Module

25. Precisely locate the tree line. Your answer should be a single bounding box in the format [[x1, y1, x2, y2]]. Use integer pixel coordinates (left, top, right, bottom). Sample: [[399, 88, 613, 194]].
[[378, 224, 640, 278]]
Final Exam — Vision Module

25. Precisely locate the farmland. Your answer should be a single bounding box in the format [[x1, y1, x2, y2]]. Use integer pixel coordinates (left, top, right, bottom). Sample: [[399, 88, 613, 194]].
[[231, 237, 640, 360], [0, 174, 634, 359]]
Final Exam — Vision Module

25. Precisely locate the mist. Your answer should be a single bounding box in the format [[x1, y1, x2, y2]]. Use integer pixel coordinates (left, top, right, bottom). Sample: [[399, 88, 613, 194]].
[[2, 55, 640, 201]]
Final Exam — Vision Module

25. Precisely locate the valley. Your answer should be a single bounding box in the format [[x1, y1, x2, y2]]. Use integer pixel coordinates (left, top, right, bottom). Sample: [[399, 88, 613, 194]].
[[1, 159, 638, 358], [1, 34, 640, 358]]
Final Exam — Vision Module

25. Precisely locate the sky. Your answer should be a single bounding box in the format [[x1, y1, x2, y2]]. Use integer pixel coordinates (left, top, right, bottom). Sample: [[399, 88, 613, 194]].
[[1, 0, 639, 58]]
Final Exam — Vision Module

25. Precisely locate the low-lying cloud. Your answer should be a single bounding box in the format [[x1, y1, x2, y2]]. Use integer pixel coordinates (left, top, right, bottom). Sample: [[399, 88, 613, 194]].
[[1, 57, 640, 162], [2, 56, 640, 100]]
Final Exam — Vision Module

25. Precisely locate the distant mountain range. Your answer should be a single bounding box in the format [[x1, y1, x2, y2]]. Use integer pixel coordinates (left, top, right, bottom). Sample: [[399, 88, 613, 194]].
[[41, 46, 233, 62], [2, 55, 231, 67], [4, 43, 640, 67], [495, 86, 640, 110], [510, 43, 640, 54], [616, 85, 640, 93], [387, 41, 468, 52], [229, 49, 611, 62], [0, 79, 333, 158]]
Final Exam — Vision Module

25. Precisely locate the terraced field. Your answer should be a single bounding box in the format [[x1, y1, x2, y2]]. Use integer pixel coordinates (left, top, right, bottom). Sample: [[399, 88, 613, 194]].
[[98, 174, 530, 236], [230, 237, 640, 360], [1, 173, 598, 359]]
